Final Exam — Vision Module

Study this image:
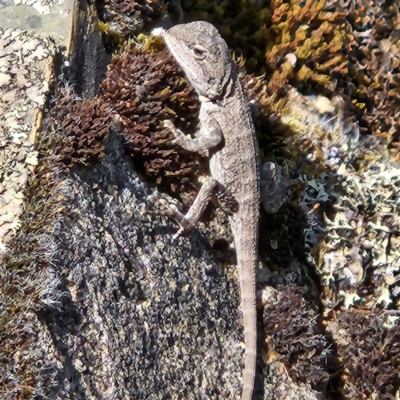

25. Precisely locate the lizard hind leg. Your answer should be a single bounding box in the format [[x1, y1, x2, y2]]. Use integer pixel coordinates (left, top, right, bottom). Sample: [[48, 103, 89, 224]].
[[154, 177, 219, 240]]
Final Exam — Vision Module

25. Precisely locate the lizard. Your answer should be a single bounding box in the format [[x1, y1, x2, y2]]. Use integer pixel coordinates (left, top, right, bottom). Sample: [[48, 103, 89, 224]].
[[160, 21, 260, 400]]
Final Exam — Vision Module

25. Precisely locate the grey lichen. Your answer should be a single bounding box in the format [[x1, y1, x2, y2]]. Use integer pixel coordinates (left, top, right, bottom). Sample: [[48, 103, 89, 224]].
[[0, 28, 66, 400], [0, 99, 66, 399], [0, 28, 54, 251], [304, 105, 397, 310], [270, 87, 400, 311]]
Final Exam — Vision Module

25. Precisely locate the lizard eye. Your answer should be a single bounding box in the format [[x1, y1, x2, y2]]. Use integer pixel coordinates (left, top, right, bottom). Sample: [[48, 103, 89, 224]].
[[191, 45, 207, 59]]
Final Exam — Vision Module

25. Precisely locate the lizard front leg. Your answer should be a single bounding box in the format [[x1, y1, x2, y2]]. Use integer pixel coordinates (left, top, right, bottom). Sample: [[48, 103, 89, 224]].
[[154, 119, 225, 238], [164, 120, 223, 152]]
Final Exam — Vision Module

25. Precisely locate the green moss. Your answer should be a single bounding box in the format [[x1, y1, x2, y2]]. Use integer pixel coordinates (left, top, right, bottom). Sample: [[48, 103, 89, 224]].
[[96, 21, 126, 50]]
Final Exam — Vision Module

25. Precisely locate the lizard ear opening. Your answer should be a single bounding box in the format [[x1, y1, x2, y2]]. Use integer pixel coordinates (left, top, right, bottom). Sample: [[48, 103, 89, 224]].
[[191, 44, 207, 59]]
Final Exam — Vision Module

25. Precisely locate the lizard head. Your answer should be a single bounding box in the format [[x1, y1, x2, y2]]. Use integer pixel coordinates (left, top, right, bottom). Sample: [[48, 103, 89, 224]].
[[164, 21, 234, 101]]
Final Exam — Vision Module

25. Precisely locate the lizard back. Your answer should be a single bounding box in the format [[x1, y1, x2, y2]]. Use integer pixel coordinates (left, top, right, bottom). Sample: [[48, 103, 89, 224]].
[[206, 73, 260, 400]]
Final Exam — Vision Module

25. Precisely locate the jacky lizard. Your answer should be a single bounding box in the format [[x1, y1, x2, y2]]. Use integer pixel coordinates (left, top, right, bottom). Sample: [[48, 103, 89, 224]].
[[161, 21, 260, 400]]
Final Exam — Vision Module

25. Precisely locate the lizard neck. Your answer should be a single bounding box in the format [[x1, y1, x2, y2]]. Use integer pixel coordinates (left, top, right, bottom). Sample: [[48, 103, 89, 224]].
[[199, 69, 237, 104], [220, 70, 236, 99]]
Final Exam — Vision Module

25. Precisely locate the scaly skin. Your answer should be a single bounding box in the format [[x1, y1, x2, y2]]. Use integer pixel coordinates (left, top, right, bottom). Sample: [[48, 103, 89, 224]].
[[162, 21, 260, 400]]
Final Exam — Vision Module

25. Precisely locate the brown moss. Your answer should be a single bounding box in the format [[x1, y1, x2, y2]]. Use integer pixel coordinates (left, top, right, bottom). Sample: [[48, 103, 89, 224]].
[[328, 309, 400, 399], [263, 0, 352, 93], [48, 87, 111, 168], [100, 41, 204, 205], [342, 2, 400, 152], [263, 285, 337, 395]]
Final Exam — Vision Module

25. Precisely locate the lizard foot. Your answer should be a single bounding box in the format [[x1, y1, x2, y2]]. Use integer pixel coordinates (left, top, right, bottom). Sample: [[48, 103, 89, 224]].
[[145, 197, 192, 240], [163, 119, 188, 148]]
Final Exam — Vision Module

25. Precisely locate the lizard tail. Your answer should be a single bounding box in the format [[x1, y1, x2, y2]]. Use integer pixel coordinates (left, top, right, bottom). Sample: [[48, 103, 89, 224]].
[[237, 259, 257, 400]]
